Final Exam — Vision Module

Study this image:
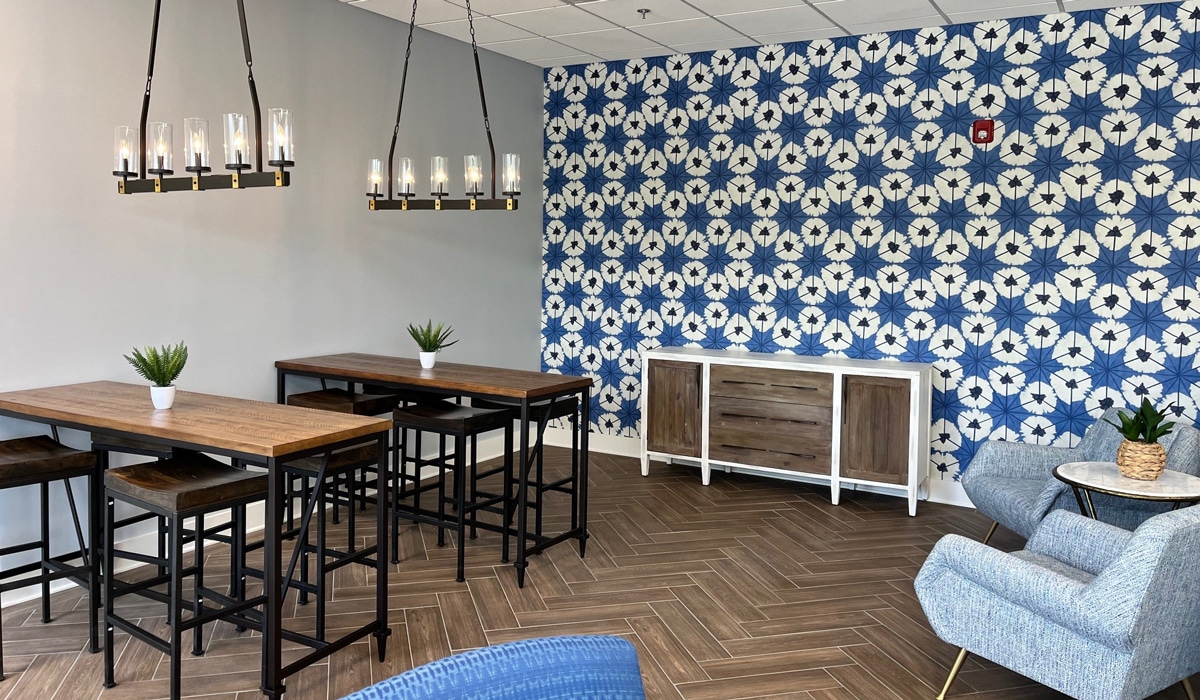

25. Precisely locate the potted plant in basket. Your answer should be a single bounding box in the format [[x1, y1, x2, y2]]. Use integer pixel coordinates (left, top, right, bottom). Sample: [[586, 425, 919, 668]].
[[408, 321, 457, 369], [1106, 398, 1175, 480], [124, 342, 188, 409]]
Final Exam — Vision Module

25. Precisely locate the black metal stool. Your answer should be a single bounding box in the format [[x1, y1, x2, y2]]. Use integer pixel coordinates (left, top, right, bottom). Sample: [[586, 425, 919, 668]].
[[473, 396, 582, 543], [103, 453, 267, 700], [287, 385, 402, 522], [391, 404, 514, 582], [0, 435, 97, 680]]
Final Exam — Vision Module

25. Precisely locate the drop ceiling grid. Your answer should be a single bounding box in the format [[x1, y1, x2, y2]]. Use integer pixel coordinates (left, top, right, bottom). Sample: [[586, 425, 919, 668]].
[[340, 0, 1181, 66]]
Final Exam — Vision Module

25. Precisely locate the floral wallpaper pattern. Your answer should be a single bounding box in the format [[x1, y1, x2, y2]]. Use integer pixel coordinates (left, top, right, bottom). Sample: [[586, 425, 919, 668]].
[[541, 2, 1200, 479]]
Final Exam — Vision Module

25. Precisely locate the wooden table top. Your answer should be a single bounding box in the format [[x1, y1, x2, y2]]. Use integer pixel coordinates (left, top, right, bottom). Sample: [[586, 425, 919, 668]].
[[275, 353, 593, 400], [0, 381, 391, 458]]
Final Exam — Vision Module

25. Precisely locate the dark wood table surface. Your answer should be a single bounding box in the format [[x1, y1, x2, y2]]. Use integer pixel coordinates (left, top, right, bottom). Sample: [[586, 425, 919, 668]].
[[0, 380, 393, 698], [274, 353, 593, 586]]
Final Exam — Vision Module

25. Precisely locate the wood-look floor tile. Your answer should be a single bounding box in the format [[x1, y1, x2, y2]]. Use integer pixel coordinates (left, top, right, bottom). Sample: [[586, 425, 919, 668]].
[[628, 616, 707, 684], [677, 669, 841, 700]]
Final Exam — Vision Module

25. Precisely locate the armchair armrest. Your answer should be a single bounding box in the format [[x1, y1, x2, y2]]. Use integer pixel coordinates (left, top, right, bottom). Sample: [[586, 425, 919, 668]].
[[962, 440, 1080, 484], [1026, 510, 1133, 576], [918, 535, 1129, 651]]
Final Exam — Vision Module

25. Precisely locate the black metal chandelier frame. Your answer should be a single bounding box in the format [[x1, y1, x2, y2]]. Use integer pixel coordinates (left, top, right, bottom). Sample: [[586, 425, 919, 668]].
[[116, 0, 291, 194], [368, 0, 518, 212]]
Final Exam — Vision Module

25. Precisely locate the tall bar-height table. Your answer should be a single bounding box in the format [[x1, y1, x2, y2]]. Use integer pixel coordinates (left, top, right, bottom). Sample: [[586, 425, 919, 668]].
[[0, 381, 392, 699], [275, 353, 593, 586]]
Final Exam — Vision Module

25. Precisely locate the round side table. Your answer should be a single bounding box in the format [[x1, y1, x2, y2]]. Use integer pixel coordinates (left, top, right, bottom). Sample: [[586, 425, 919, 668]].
[[1053, 461, 1200, 519]]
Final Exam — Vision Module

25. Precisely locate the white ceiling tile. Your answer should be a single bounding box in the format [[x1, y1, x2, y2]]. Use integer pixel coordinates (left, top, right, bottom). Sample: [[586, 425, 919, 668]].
[[595, 45, 679, 60], [493, 6, 619, 36], [716, 5, 837, 36], [751, 26, 849, 44], [420, 16, 536, 42], [936, 0, 1044, 12], [583, 0, 707, 25], [350, 0, 468, 24], [818, 0, 941, 26], [688, 0, 802, 13], [554, 27, 665, 53], [453, 0, 561, 14], [481, 36, 590, 61], [533, 54, 598, 68], [843, 15, 944, 33], [945, 3, 1059, 23], [669, 37, 761, 53], [633, 17, 746, 44]]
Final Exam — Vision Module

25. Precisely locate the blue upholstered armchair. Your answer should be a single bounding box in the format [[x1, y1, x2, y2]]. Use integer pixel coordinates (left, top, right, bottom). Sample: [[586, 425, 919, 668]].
[[961, 408, 1200, 541], [340, 635, 647, 700], [915, 508, 1200, 700]]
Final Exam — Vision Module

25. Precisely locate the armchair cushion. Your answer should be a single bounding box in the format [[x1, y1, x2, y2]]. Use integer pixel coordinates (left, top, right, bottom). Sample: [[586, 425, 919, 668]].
[[1026, 510, 1134, 576]]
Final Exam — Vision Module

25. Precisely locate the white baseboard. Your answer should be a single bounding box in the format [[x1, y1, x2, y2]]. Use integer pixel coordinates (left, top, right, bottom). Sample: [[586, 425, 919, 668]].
[[545, 428, 977, 511]]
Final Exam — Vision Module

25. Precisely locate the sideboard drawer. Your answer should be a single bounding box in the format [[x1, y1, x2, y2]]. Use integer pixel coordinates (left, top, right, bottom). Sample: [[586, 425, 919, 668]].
[[709, 396, 831, 442], [710, 365, 834, 406], [709, 442, 832, 475]]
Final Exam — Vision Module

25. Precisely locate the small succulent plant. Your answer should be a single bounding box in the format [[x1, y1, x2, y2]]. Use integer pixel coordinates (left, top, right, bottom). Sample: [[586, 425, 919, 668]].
[[1105, 398, 1175, 445], [124, 342, 188, 387], [407, 321, 458, 353]]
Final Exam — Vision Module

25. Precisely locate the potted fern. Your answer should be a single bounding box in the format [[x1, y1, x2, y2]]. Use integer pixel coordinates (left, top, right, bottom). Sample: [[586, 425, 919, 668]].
[[1106, 398, 1175, 480], [408, 321, 457, 369], [124, 342, 188, 409]]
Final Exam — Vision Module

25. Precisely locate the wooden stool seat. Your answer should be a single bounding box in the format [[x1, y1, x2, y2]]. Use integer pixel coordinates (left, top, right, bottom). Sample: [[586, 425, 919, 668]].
[[90, 432, 174, 459], [105, 455, 267, 514], [472, 396, 578, 422], [287, 442, 379, 473], [392, 403, 513, 434], [287, 388, 400, 416], [0, 436, 95, 487]]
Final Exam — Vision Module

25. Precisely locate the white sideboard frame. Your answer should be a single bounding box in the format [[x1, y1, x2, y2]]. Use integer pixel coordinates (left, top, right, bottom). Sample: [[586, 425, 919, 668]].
[[640, 347, 935, 516]]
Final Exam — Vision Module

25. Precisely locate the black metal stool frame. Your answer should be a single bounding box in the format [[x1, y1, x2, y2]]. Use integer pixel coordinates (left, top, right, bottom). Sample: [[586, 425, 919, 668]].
[[102, 480, 267, 698], [0, 430, 97, 680], [390, 410, 514, 582]]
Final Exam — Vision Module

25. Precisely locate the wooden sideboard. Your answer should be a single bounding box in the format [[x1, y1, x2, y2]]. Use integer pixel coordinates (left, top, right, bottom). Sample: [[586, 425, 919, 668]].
[[640, 348, 934, 515]]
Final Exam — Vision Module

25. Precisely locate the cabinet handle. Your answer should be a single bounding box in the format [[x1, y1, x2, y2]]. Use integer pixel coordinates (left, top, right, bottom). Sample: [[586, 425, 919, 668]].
[[695, 364, 702, 408], [773, 384, 818, 391]]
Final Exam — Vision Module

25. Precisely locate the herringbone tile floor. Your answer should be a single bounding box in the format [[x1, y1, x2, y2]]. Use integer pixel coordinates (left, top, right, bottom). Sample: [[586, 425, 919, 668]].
[[0, 449, 1192, 700]]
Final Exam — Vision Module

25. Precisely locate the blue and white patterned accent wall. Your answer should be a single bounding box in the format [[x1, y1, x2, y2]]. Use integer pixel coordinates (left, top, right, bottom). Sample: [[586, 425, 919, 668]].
[[541, 2, 1200, 481]]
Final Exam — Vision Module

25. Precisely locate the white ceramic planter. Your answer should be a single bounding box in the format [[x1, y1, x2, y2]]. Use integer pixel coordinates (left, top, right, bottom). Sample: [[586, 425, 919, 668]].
[[419, 352, 437, 369], [150, 385, 176, 410]]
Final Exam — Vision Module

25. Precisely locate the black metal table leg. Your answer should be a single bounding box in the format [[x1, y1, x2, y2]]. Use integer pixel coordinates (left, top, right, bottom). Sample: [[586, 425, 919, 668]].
[[90, 450, 107, 654], [276, 370, 286, 405], [578, 386, 590, 557], [516, 399, 531, 587], [373, 431, 390, 661], [261, 457, 284, 699]]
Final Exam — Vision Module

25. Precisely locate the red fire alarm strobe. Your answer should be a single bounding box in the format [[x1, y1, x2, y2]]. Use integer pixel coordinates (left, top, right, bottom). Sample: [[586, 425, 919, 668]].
[[973, 119, 995, 144]]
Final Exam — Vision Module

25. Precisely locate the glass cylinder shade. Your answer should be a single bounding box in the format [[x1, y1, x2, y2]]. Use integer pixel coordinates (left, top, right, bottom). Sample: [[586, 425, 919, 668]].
[[502, 153, 520, 195], [464, 154, 483, 197], [183, 118, 210, 172], [267, 107, 294, 166], [367, 159, 383, 197], [398, 157, 416, 197], [146, 122, 173, 175], [430, 156, 448, 196], [113, 126, 138, 176], [223, 113, 252, 170]]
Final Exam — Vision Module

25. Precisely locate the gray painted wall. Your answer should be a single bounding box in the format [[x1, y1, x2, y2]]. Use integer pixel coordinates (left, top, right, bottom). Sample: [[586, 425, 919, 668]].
[[0, 0, 544, 595]]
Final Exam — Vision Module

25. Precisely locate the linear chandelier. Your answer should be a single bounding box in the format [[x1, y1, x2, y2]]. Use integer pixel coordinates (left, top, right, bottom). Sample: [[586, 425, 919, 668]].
[[367, 0, 520, 212], [113, 0, 294, 195]]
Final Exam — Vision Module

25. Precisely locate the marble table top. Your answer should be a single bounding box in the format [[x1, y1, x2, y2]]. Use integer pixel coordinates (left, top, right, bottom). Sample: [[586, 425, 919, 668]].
[[1054, 461, 1200, 501]]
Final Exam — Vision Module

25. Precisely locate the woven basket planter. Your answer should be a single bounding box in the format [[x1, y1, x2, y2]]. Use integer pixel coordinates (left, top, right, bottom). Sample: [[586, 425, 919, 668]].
[[1116, 440, 1167, 480]]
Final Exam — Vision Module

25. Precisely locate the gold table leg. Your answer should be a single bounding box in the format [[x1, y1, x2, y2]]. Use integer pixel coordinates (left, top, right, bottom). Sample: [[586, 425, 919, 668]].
[[937, 648, 969, 700], [982, 521, 998, 545], [1183, 677, 1197, 700]]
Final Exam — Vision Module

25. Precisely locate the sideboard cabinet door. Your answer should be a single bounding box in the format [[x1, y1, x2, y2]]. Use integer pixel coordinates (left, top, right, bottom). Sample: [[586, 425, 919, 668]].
[[840, 375, 911, 485], [646, 360, 702, 458]]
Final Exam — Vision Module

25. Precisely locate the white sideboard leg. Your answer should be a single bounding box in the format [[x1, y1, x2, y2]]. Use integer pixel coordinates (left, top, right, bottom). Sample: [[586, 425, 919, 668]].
[[641, 453, 650, 476], [701, 459, 711, 486], [908, 488, 918, 517], [830, 479, 840, 506]]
